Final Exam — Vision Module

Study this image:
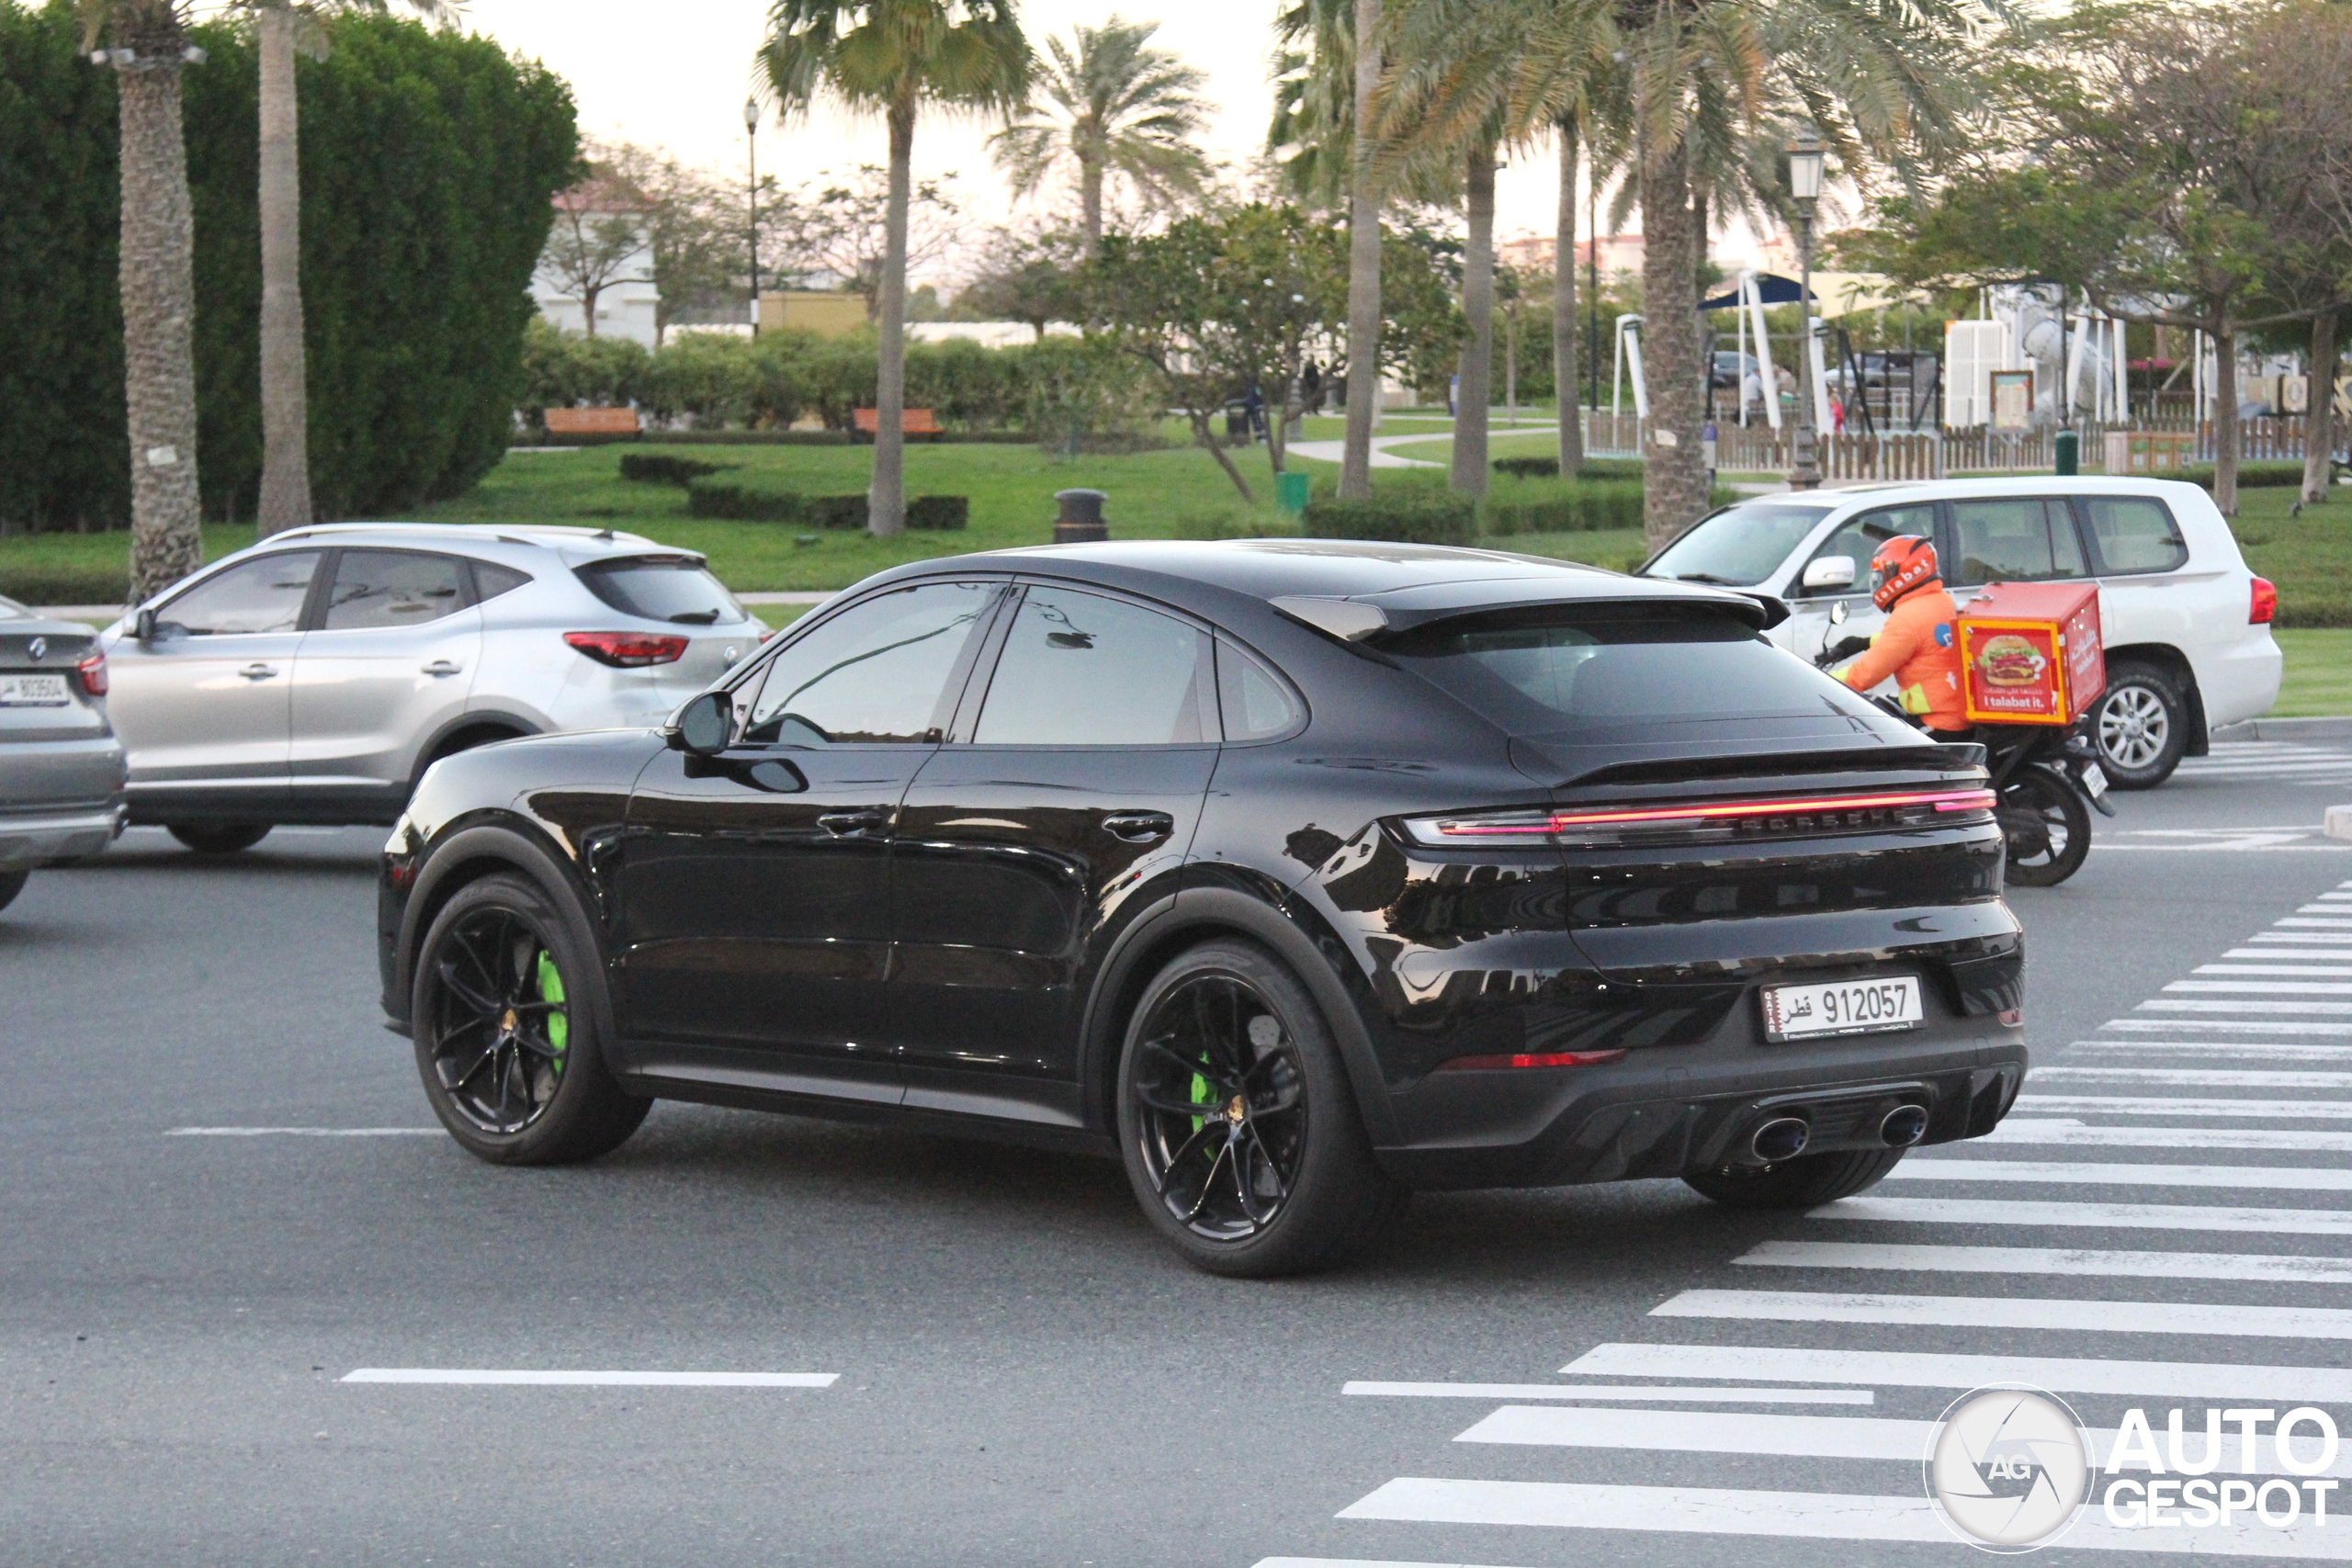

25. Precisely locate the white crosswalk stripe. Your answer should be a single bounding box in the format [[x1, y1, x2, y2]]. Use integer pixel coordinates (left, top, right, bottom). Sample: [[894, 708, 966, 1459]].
[[1289, 882, 2352, 1564]]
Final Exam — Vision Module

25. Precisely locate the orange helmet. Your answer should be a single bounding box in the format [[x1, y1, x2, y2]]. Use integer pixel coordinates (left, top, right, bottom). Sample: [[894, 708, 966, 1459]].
[[1870, 535, 1940, 610]]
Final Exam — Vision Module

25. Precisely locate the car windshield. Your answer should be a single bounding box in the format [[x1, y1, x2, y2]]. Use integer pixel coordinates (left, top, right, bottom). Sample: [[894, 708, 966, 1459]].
[[574, 556, 746, 625], [1643, 502, 1835, 587], [1388, 606, 1909, 742]]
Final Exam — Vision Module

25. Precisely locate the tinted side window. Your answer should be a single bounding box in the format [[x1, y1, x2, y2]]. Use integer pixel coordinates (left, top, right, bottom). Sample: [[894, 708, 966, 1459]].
[[974, 587, 1209, 745], [159, 552, 322, 635], [740, 581, 996, 746], [1216, 639, 1305, 741], [321, 550, 471, 630], [2080, 496, 2189, 574], [1951, 499, 2086, 585], [472, 561, 533, 603], [1802, 503, 1936, 595]]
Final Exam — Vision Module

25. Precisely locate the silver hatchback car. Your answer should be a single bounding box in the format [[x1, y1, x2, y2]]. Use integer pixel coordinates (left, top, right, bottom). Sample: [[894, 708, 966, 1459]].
[[100, 525, 767, 850], [0, 594, 128, 909]]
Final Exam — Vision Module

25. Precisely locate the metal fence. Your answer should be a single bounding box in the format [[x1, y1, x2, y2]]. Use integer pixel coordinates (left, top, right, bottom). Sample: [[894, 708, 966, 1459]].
[[1574, 410, 2314, 476]]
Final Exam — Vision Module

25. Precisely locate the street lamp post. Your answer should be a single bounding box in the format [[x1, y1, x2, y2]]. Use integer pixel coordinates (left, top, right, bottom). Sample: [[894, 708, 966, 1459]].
[[1787, 130, 1826, 491], [744, 97, 762, 339]]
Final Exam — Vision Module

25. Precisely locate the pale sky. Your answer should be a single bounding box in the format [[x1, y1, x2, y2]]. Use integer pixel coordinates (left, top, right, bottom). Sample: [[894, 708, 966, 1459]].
[[456, 0, 1650, 279]]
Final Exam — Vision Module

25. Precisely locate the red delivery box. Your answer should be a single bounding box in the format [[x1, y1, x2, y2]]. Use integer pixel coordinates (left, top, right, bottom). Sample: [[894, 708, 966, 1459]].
[[1956, 580, 2106, 726]]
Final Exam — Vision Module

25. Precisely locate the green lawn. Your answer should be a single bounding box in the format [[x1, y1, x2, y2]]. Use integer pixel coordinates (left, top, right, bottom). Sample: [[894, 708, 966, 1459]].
[[2267, 630, 2352, 717], [1385, 428, 1566, 465]]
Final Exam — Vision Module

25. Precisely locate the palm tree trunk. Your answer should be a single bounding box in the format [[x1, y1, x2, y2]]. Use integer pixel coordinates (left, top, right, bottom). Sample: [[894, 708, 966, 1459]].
[[1554, 115, 1581, 474], [1451, 142, 1495, 499], [1079, 151, 1103, 259], [1637, 130, 1707, 552], [256, 3, 312, 536], [869, 96, 915, 537], [2212, 322, 2239, 517], [1338, 0, 1382, 501], [116, 36, 205, 604], [2304, 309, 2337, 506]]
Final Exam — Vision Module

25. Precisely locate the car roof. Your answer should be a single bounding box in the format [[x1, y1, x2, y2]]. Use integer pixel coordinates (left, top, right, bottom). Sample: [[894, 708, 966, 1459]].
[[1762, 475, 2209, 507], [872, 538, 1781, 627], [258, 522, 674, 558]]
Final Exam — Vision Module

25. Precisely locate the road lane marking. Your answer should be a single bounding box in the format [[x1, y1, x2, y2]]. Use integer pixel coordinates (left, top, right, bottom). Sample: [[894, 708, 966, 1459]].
[[2015, 1094, 2352, 1118], [167, 1127, 443, 1137], [340, 1369, 839, 1387], [2199, 964, 2352, 976], [2034, 1066, 2352, 1082], [1450, 1404, 2352, 1478], [1884, 1159, 2352, 1189], [1340, 1382, 1873, 1404], [1736, 1240, 2352, 1284], [2165, 982, 2352, 996], [1984, 1119, 2352, 1151], [2064, 1043, 2352, 1061], [1654, 1288, 2352, 1341], [1805, 1195, 2352, 1234], [1332, 1479, 2352, 1552], [1559, 1342, 2352, 1402], [2106, 1019, 2352, 1033]]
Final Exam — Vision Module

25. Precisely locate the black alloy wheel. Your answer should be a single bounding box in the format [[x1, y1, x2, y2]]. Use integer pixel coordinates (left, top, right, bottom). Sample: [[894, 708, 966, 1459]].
[[1116, 939, 1406, 1277], [167, 823, 271, 854], [1997, 767, 2091, 887], [412, 873, 648, 1164], [2092, 660, 2188, 789], [1684, 1147, 1909, 1209]]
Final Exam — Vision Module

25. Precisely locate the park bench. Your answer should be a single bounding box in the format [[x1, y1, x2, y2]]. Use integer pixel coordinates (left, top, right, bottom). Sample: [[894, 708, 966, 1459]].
[[853, 407, 945, 443], [543, 406, 640, 441]]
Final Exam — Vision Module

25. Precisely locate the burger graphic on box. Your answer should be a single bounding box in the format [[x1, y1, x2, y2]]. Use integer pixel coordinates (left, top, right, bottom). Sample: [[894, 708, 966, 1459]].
[[1975, 634, 2047, 687]]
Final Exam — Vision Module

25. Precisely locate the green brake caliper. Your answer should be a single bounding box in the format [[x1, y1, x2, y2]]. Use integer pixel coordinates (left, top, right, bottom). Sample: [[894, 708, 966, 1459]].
[[536, 950, 568, 1074], [1191, 1071, 1209, 1134]]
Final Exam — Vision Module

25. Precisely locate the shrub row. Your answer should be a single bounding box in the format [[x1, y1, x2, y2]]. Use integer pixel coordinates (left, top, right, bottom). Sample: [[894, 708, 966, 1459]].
[[685, 473, 967, 530], [1491, 456, 1645, 481], [618, 453, 736, 486], [1301, 487, 1477, 546], [1481, 479, 1645, 535], [2182, 460, 2310, 491]]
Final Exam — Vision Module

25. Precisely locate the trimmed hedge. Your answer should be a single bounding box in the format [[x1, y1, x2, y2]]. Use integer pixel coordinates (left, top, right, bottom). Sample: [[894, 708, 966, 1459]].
[[1492, 456, 1646, 481], [646, 429, 851, 446], [1303, 488, 1476, 546], [618, 453, 736, 486], [684, 472, 966, 529], [1482, 479, 1645, 535], [2183, 460, 2309, 491]]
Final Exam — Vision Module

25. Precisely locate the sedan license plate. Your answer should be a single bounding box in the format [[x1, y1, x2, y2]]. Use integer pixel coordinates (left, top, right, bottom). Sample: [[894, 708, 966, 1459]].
[[0, 673, 67, 707], [1761, 976, 1924, 1042], [2079, 761, 2109, 798]]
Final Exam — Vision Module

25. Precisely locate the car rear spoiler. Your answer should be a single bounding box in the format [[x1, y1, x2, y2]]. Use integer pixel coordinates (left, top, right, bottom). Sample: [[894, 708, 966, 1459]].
[[1270, 581, 1789, 643]]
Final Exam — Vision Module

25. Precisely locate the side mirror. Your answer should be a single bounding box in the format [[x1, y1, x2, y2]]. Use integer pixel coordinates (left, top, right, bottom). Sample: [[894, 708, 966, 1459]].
[[669, 691, 734, 756], [1802, 555, 1857, 592], [135, 607, 157, 644], [1829, 599, 1849, 626]]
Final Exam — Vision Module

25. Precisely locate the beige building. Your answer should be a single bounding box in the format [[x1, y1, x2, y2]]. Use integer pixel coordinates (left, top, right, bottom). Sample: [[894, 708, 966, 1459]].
[[1498, 233, 1647, 278], [758, 291, 871, 339]]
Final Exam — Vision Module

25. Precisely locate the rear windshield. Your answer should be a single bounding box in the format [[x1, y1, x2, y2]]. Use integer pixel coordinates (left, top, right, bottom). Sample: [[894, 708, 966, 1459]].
[[0, 596, 24, 620], [1388, 608, 1909, 741], [574, 556, 747, 626], [1644, 502, 1834, 587]]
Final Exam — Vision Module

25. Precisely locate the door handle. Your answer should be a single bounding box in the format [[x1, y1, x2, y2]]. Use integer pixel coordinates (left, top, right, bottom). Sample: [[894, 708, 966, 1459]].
[[816, 809, 888, 836], [422, 660, 463, 677], [239, 663, 278, 681], [1102, 810, 1175, 843]]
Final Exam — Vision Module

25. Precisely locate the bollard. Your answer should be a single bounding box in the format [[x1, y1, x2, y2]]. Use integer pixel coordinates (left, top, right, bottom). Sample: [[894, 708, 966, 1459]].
[[2054, 428, 2079, 477], [1053, 488, 1109, 544]]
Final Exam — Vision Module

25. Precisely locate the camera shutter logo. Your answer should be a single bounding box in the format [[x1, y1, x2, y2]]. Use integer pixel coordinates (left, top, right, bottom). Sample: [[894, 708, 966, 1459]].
[[1924, 1384, 2094, 1551]]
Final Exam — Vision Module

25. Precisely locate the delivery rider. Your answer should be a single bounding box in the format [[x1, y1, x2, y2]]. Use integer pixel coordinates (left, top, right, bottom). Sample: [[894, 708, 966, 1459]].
[[1836, 535, 1969, 740]]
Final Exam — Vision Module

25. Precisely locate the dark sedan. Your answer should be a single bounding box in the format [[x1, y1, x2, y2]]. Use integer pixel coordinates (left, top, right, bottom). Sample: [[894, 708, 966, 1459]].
[[379, 541, 2025, 1276]]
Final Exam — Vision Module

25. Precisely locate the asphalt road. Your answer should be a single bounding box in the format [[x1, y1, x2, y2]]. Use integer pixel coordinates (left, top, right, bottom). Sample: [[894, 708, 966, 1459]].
[[8, 738, 2352, 1568]]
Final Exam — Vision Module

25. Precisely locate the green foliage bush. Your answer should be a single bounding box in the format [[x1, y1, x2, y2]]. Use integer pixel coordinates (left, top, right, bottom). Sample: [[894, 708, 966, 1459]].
[[617, 453, 735, 486], [1492, 456, 1646, 480], [2182, 460, 2308, 491], [1481, 479, 1646, 535], [0, 5, 575, 530], [684, 471, 966, 530], [1303, 485, 1476, 546], [906, 495, 970, 530]]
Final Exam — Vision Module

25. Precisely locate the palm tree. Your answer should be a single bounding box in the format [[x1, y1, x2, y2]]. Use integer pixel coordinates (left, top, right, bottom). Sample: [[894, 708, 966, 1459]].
[[1376, 0, 1988, 549], [989, 17, 1210, 258], [243, 0, 453, 538], [79, 0, 204, 603], [761, 1, 1029, 537]]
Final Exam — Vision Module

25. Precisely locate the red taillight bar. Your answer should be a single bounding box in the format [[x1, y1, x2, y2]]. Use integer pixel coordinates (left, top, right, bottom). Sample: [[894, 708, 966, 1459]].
[[75, 649, 107, 696], [2251, 576, 2278, 625], [564, 631, 688, 668], [1430, 788, 1998, 837], [1438, 1048, 1628, 1071]]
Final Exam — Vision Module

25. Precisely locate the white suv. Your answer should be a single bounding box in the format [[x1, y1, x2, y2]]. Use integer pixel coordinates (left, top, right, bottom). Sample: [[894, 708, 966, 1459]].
[[100, 525, 767, 851], [1641, 477, 2281, 787]]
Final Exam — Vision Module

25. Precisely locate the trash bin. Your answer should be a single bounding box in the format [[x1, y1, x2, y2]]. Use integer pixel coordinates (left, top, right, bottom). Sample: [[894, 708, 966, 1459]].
[[2053, 428, 2079, 477], [1053, 488, 1109, 544], [1276, 470, 1310, 516]]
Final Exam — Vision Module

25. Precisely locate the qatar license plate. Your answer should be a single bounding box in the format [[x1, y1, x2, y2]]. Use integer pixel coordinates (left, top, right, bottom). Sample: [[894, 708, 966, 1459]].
[[1761, 976, 1924, 1042], [2080, 761, 2109, 797], [0, 673, 67, 706]]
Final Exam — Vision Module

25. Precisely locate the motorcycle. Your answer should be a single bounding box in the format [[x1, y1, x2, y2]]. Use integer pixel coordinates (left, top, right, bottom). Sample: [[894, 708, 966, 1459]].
[[1817, 635, 2114, 887]]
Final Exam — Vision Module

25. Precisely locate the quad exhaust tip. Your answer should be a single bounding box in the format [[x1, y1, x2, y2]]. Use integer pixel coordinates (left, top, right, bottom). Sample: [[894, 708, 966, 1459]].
[[1881, 1104, 1929, 1147], [1750, 1117, 1811, 1163]]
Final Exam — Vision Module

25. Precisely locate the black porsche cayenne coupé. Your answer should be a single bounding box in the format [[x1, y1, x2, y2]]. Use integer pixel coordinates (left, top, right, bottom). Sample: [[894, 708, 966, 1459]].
[[379, 540, 2025, 1276]]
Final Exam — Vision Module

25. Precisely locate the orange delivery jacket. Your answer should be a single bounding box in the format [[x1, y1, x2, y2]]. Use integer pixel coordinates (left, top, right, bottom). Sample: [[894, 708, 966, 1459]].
[[1839, 582, 1967, 732]]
